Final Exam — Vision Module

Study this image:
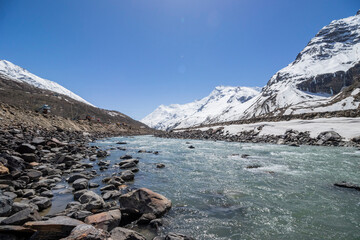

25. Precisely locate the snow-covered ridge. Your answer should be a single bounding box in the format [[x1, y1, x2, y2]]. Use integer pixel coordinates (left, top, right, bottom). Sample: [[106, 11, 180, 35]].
[[0, 60, 94, 106], [142, 86, 261, 130], [244, 11, 360, 118]]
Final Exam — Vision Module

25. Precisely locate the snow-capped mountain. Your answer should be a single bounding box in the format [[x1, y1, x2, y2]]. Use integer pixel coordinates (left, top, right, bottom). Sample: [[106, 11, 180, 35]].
[[142, 86, 261, 130], [0, 60, 94, 106], [144, 11, 360, 130], [242, 10, 360, 118]]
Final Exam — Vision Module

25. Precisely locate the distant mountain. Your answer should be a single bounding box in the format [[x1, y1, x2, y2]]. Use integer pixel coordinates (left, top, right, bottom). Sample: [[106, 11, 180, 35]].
[[142, 86, 261, 130], [143, 11, 360, 130], [0, 60, 93, 106]]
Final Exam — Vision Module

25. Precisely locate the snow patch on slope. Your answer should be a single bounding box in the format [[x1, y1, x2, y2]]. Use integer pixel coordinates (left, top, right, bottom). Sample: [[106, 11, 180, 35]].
[[0, 60, 94, 106]]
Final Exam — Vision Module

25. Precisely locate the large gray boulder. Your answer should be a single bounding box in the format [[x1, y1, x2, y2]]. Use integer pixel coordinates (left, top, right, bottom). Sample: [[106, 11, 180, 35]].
[[78, 191, 105, 211], [119, 188, 171, 217], [73, 178, 89, 191]]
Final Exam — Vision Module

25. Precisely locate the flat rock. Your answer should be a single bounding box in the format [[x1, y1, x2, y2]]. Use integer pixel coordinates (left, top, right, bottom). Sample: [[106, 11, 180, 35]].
[[24, 216, 83, 240], [110, 227, 146, 240], [84, 209, 121, 231], [119, 188, 171, 217], [1, 208, 41, 225]]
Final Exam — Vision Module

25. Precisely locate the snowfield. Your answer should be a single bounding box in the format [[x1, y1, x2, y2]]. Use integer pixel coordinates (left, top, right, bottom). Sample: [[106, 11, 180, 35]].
[[182, 117, 360, 141], [0, 60, 94, 106]]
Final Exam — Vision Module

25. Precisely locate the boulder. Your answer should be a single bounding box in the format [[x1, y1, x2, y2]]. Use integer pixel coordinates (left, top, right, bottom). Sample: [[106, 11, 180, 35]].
[[78, 191, 105, 211], [1, 208, 41, 225], [156, 163, 165, 169], [120, 155, 132, 160], [74, 189, 88, 201], [317, 131, 342, 142], [73, 178, 89, 191], [16, 144, 36, 154], [110, 227, 146, 240], [23, 189, 36, 198], [84, 209, 121, 231], [0, 195, 13, 217], [26, 170, 42, 181], [68, 174, 88, 183], [24, 216, 83, 240], [29, 196, 52, 211], [119, 188, 171, 217], [102, 190, 121, 200], [120, 170, 135, 181], [59, 224, 110, 240]]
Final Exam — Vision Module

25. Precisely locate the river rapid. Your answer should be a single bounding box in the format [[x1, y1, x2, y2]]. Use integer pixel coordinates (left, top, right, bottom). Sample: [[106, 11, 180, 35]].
[[53, 135, 360, 239]]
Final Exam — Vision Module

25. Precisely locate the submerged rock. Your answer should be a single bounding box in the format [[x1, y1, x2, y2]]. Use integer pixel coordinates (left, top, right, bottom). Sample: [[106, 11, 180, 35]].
[[334, 181, 360, 191]]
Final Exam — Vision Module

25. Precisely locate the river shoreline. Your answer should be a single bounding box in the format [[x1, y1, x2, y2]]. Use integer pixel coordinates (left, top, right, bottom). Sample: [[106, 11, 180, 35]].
[[0, 125, 193, 240]]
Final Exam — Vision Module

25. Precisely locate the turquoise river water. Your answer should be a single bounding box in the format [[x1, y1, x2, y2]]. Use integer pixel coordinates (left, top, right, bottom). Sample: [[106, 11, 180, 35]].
[[51, 135, 360, 240]]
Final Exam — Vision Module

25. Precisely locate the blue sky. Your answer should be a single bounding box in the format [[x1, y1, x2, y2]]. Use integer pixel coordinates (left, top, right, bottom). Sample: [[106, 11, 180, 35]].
[[0, 0, 359, 120]]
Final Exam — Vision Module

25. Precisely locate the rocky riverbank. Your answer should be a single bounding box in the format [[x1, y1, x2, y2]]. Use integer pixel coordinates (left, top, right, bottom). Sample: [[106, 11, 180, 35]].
[[0, 126, 193, 240], [155, 127, 360, 148]]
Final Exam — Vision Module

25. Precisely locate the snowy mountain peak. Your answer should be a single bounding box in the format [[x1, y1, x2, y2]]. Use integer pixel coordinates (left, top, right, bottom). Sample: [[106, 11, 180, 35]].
[[142, 86, 261, 130], [244, 12, 360, 118], [0, 59, 94, 106]]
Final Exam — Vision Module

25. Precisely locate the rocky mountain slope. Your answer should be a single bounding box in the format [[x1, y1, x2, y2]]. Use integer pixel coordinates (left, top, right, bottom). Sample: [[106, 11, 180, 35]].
[[0, 61, 149, 131], [144, 11, 360, 130], [242, 10, 360, 118], [142, 86, 261, 130], [0, 60, 93, 106]]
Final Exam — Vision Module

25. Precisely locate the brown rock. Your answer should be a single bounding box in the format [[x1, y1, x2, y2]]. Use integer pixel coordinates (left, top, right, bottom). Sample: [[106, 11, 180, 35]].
[[0, 163, 9, 175], [84, 209, 121, 231]]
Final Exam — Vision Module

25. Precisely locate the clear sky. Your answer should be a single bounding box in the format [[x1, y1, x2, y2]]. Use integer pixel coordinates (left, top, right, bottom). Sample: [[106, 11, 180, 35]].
[[0, 0, 359, 120]]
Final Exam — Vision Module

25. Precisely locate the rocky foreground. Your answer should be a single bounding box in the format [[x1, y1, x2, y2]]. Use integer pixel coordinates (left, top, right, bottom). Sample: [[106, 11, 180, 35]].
[[0, 125, 193, 240], [156, 127, 360, 148]]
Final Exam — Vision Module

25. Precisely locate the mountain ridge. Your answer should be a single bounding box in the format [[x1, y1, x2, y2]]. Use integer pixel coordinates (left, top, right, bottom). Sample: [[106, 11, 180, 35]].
[[143, 11, 360, 130]]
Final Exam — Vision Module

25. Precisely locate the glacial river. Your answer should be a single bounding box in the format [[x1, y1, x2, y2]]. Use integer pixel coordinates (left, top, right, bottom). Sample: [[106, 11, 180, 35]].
[[52, 135, 360, 240]]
